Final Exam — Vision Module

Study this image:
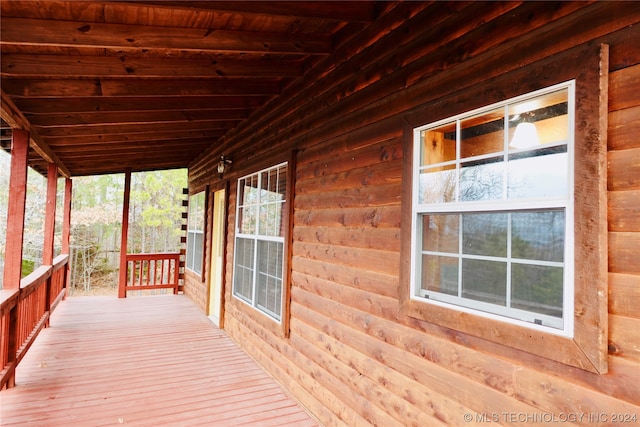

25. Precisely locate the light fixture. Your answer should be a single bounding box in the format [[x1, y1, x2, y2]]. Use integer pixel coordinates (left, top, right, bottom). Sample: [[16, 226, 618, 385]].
[[509, 116, 540, 149], [217, 154, 232, 178]]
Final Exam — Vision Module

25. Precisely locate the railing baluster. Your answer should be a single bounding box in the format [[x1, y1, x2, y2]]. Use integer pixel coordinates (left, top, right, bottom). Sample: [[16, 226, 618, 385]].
[[1, 254, 68, 389], [122, 253, 180, 296]]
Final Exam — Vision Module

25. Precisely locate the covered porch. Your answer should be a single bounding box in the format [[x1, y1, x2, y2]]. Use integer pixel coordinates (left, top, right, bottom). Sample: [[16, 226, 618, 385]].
[[0, 294, 317, 426]]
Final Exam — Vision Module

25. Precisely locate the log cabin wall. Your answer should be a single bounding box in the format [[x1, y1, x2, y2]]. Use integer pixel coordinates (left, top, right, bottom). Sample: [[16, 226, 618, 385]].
[[189, 3, 640, 425], [183, 269, 207, 312]]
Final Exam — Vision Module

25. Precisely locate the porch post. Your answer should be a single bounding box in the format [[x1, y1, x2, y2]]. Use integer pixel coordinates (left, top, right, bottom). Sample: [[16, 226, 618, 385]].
[[42, 163, 58, 323], [118, 170, 131, 298], [2, 129, 29, 291], [42, 163, 58, 265], [2, 129, 28, 389], [62, 178, 72, 294]]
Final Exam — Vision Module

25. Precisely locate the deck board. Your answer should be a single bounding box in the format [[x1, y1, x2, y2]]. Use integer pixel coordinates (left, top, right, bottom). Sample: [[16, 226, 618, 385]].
[[0, 295, 318, 427]]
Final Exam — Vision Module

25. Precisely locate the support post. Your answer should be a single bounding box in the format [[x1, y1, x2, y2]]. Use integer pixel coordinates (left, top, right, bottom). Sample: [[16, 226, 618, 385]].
[[62, 178, 73, 295], [43, 163, 58, 264], [42, 163, 58, 325], [118, 170, 131, 298], [2, 129, 29, 291], [2, 129, 29, 389]]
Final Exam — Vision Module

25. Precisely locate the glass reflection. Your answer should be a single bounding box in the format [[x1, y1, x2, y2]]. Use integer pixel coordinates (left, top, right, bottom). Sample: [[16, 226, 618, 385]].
[[460, 108, 504, 158], [422, 214, 459, 253], [511, 210, 565, 262], [422, 255, 458, 296], [511, 263, 563, 318], [459, 157, 503, 201], [462, 213, 507, 257], [462, 259, 507, 306], [419, 166, 456, 204]]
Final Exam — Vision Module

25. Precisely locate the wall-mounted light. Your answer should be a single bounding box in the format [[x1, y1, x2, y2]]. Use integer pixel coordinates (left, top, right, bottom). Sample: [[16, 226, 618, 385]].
[[217, 154, 232, 178], [509, 113, 540, 149]]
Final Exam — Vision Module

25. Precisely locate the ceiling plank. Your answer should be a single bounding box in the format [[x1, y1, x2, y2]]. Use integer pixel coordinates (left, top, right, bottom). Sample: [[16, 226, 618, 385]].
[[45, 129, 226, 145], [0, 17, 332, 55], [26, 110, 250, 127], [35, 120, 240, 137], [1, 54, 304, 78], [13, 96, 269, 114], [128, 1, 377, 22], [2, 78, 283, 97]]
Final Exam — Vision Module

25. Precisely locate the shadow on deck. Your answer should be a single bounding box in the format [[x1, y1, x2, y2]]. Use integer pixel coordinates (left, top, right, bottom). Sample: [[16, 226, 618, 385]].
[[0, 295, 318, 427]]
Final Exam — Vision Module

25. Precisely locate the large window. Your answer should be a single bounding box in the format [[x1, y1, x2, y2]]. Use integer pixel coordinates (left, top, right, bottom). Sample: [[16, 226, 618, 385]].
[[411, 82, 574, 335], [233, 163, 288, 322], [186, 191, 205, 274]]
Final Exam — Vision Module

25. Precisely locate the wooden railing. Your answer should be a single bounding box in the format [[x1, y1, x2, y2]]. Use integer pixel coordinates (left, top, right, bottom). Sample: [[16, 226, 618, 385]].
[[124, 253, 180, 296], [1, 254, 68, 390]]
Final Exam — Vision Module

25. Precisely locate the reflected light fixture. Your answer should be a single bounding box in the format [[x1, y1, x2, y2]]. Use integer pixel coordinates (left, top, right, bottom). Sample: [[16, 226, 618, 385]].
[[217, 154, 232, 178], [509, 119, 540, 149]]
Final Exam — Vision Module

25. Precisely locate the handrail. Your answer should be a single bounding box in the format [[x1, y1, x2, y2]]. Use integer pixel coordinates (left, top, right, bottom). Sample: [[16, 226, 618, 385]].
[[0, 255, 69, 390], [124, 252, 180, 296]]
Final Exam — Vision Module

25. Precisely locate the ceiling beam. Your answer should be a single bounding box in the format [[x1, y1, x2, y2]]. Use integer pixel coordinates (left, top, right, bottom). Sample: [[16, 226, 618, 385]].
[[0, 17, 332, 55], [0, 89, 71, 177]]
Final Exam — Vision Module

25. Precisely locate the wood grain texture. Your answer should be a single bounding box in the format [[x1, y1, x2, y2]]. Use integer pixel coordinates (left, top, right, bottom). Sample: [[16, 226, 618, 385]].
[[0, 295, 317, 427], [190, 4, 640, 424]]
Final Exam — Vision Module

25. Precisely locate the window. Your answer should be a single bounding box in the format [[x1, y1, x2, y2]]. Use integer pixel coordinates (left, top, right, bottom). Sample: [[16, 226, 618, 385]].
[[411, 82, 574, 335], [401, 45, 608, 373], [233, 163, 288, 322], [186, 191, 205, 274]]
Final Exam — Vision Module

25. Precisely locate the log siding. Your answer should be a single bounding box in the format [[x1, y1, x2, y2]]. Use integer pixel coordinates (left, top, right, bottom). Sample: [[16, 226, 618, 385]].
[[189, 3, 640, 425]]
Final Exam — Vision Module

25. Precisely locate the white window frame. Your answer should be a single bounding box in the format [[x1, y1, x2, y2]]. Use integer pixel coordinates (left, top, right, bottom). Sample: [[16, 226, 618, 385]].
[[232, 162, 288, 322], [186, 191, 205, 275], [410, 81, 575, 337]]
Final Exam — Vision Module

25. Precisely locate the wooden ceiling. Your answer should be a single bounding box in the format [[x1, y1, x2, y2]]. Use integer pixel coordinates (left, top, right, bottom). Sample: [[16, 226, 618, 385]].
[[0, 1, 379, 177]]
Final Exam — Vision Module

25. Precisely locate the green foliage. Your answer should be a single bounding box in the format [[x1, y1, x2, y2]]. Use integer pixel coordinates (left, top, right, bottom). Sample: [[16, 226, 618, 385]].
[[21, 259, 35, 277], [68, 169, 187, 293]]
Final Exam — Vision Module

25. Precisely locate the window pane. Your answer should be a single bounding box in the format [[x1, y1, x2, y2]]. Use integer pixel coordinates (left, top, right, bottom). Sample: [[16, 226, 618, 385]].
[[462, 259, 507, 306], [422, 214, 459, 253], [460, 108, 504, 159], [419, 165, 456, 204], [421, 255, 458, 296], [240, 175, 259, 205], [512, 210, 565, 262], [511, 264, 563, 318], [187, 192, 205, 230], [239, 205, 257, 234], [508, 89, 568, 150], [193, 232, 203, 273], [233, 237, 255, 302], [420, 124, 456, 166], [256, 240, 283, 319], [259, 202, 285, 237], [462, 213, 507, 257], [507, 147, 568, 199], [459, 157, 503, 201]]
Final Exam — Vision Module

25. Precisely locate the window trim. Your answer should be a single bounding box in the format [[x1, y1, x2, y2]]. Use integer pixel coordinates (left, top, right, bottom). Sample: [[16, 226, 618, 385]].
[[231, 158, 293, 332], [399, 44, 609, 374], [186, 191, 206, 276], [410, 81, 575, 336]]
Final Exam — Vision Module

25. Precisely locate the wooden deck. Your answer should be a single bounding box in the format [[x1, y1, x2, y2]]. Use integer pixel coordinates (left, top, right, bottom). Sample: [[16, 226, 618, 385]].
[[0, 295, 318, 427]]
